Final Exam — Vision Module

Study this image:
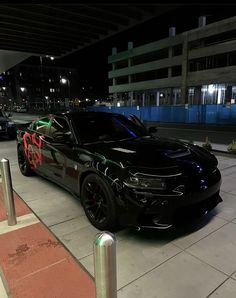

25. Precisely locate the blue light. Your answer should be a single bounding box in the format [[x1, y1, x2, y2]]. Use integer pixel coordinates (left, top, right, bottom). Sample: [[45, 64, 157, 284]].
[[196, 164, 203, 173], [112, 117, 137, 138]]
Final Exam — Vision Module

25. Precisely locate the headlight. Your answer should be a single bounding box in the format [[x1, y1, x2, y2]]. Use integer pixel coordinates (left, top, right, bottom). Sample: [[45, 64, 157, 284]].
[[6, 121, 15, 127], [124, 176, 166, 190]]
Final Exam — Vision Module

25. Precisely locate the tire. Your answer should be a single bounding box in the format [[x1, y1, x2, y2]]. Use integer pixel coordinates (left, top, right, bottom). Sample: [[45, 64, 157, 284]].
[[17, 145, 35, 176], [81, 174, 117, 230]]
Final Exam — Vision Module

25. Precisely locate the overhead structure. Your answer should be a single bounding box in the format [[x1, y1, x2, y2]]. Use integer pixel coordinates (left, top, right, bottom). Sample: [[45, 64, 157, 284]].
[[0, 4, 176, 58]]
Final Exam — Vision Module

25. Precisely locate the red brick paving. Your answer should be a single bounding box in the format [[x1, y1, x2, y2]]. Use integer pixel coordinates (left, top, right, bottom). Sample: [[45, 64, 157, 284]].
[[0, 183, 95, 297], [0, 185, 31, 222]]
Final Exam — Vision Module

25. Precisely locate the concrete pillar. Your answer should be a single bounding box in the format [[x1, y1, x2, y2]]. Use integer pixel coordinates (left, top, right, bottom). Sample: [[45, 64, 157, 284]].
[[112, 62, 117, 88], [128, 58, 132, 84], [128, 42, 133, 84], [198, 16, 206, 27], [225, 85, 232, 103], [128, 42, 133, 50], [181, 33, 189, 104], [168, 27, 175, 78], [112, 47, 117, 55], [128, 91, 133, 106], [169, 27, 176, 37], [168, 88, 173, 105], [194, 86, 202, 104], [168, 47, 173, 78], [142, 93, 145, 107], [156, 91, 160, 106]]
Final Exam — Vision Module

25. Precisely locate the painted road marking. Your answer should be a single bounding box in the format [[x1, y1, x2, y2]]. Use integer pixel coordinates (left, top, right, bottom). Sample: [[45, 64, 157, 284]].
[[0, 213, 39, 235]]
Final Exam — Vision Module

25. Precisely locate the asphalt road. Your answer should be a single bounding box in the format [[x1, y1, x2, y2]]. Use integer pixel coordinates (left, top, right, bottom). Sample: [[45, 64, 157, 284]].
[[155, 126, 236, 145]]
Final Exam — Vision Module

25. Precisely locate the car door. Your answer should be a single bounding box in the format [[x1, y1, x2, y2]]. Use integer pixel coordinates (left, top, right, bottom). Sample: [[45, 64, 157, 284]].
[[23, 117, 51, 174], [45, 116, 79, 191]]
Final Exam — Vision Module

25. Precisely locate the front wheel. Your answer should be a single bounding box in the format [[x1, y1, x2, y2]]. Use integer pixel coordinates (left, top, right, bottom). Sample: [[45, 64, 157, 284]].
[[17, 145, 34, 176], [81, 174, 117, 230]]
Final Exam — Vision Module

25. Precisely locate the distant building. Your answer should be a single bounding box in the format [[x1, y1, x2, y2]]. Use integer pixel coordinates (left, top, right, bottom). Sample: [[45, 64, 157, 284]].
[[108, 16, 236, 107], [0, 63, 79, 111]]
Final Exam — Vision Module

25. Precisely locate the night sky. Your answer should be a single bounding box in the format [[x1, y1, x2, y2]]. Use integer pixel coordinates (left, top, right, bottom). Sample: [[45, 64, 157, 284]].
[[23, 4, 236, 98]]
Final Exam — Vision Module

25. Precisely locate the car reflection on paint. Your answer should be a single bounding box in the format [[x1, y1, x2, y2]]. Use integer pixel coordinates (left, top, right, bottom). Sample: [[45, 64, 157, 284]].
[[16, 111, 222, 231]]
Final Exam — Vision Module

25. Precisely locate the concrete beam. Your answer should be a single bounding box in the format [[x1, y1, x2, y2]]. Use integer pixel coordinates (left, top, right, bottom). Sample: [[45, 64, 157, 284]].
[[108, 55, 182, 78], [109, 76, 182, 93], [189, 39, 236, 60], [108, 35, 183, 63], [0, 50, 32, 74], [188, 65, 236, 85], [188, 16, 236, 42]]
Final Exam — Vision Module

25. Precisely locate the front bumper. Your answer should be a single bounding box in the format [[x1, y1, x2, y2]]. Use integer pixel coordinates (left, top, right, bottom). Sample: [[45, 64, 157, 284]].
[[117, 169, 222, 229]]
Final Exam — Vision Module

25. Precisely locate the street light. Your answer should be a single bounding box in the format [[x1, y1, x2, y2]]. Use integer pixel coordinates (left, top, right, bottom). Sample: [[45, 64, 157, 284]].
[[60, 77, 71, 109], [60, 78, 67, 84], [20, 87, 25, 92]]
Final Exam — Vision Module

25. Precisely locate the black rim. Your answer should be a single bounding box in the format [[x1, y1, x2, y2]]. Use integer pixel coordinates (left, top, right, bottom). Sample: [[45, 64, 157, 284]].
[[83, 181, 108, 224], [18, 149, 27, 173]]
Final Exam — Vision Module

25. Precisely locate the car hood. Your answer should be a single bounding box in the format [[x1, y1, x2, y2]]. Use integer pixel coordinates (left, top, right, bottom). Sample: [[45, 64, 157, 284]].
[[83, 136, 217, 174]]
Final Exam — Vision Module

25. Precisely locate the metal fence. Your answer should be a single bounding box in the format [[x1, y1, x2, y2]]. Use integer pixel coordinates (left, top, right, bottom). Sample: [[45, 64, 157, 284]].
[[87, 104, 236, 125]]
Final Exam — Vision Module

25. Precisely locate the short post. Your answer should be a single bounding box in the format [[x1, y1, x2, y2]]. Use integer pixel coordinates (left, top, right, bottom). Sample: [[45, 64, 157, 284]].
[[0, 158, 17, 226], [94, 232, 117, 298]]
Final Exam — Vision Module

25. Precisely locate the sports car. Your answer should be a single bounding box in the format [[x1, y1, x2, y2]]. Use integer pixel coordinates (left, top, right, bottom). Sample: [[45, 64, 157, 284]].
[[16, 111, 222, 230]]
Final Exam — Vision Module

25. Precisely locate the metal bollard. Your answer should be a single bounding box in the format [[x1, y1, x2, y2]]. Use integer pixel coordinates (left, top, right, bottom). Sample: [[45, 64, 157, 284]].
[[0, 158, 17, 226], [94, 231, 117, 298]]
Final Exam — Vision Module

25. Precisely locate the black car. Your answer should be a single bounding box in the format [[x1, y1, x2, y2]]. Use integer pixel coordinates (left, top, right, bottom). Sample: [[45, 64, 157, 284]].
[[16, 111, 222, 230], [0, 109, 16, 139]]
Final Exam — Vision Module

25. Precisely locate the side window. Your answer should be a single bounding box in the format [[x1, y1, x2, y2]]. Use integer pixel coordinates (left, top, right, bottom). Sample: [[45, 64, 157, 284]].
[[35, 118, 50, 134], [49, 117, 72, 138]]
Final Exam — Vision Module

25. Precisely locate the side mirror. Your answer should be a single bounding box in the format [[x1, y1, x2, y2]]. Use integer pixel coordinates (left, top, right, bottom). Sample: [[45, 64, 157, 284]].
[[148, 126, 158, 134]]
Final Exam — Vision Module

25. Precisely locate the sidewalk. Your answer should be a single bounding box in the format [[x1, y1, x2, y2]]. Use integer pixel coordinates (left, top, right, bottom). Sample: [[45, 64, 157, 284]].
[[0, 182, 95, 298]]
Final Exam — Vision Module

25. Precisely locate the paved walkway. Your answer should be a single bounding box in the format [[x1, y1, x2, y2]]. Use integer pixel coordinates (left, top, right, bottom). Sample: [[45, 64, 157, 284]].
[[0, 183, 95, 298]]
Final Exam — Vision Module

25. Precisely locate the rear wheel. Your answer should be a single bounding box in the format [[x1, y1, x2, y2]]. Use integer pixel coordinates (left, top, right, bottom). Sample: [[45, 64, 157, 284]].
[[81, 174, 117, 230], [17, 145, 34, 176]]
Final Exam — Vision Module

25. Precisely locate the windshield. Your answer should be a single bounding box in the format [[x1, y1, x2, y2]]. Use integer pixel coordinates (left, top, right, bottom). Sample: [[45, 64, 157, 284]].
[[72, 113, 147, 144]]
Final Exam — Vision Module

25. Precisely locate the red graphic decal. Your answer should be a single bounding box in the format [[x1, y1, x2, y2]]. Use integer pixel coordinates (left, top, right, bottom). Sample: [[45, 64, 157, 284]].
[[23, 132, 44, 169]]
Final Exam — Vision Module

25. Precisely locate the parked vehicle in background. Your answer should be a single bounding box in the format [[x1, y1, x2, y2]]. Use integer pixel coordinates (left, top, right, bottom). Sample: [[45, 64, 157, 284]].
[[16, 111, 222, 231], [16, 106, 27, 113], [0, 109, 16, 139]]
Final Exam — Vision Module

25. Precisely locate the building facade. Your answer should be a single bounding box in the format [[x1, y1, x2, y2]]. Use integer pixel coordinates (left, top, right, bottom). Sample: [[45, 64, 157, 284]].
[[0, 63, 79, 111], [108, 16, 236, 107]]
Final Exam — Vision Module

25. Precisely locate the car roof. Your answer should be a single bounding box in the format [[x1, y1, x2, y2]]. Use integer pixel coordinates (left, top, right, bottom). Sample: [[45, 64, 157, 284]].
[[52, 111, 121, 119]]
